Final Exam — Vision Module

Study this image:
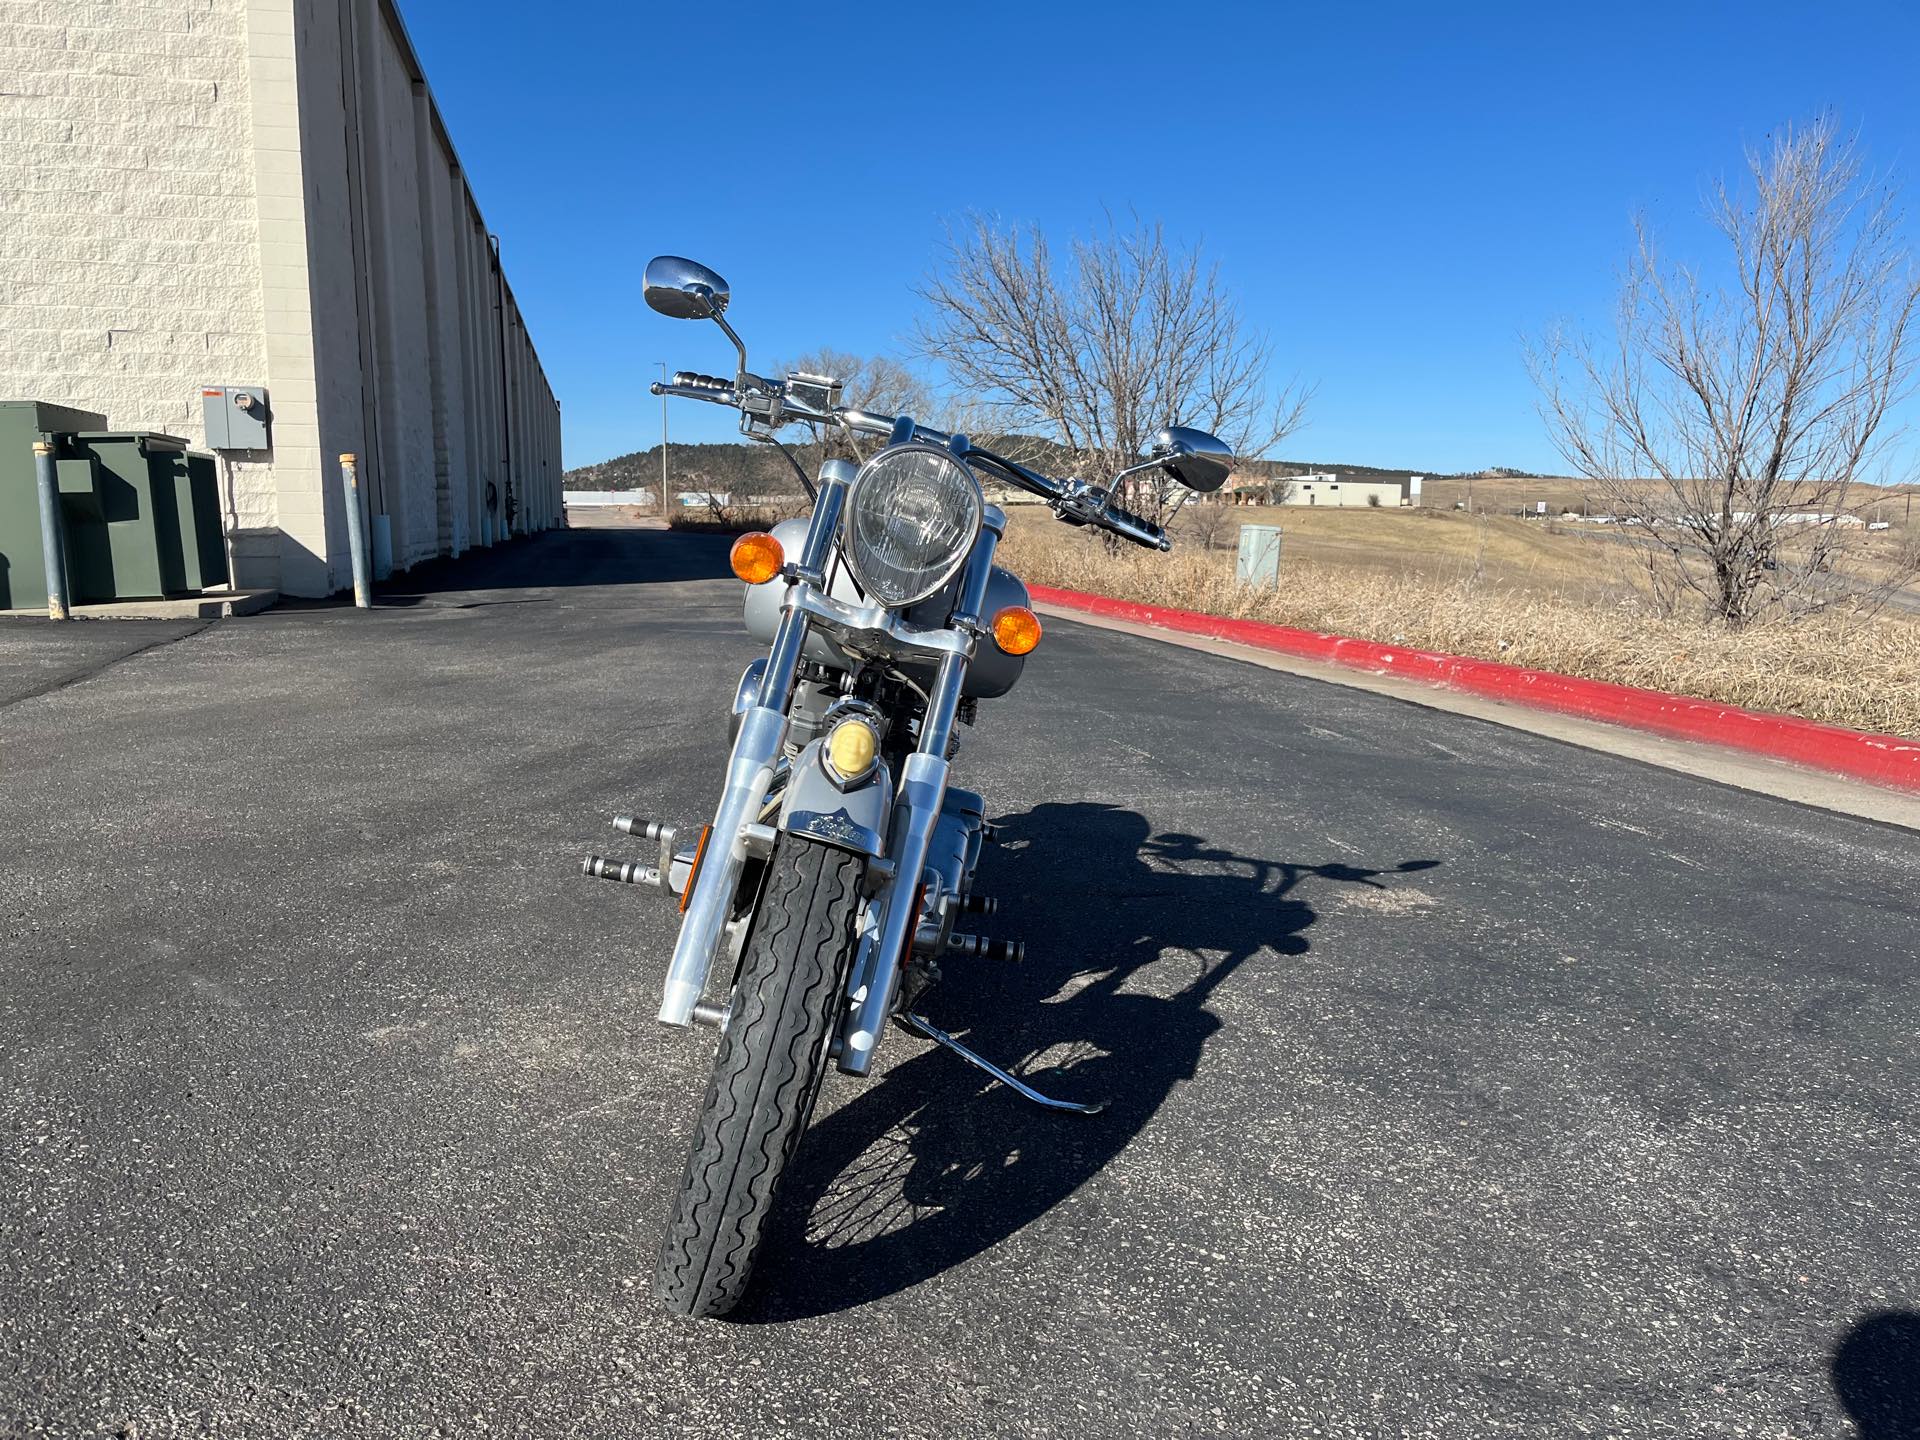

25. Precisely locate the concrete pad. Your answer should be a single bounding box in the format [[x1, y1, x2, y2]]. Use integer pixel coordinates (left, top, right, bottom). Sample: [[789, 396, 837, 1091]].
[[0, 588, 279, 621]]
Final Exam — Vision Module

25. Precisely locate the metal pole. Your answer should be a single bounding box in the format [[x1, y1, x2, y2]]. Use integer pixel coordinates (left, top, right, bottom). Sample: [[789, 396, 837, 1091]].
[[339, 454, 373, 608], [31, 442, 71, 621], [658, 360, 669, 513], [490, 235, 515, 535]]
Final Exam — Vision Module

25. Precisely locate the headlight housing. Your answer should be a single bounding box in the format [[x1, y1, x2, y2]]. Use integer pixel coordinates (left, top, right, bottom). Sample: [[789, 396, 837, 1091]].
[[841, 442, 984, 608]]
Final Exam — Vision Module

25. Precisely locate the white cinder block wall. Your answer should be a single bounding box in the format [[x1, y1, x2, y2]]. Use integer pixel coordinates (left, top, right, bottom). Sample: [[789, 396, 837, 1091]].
[[0, 0, 561, 598], [0, 0, 277, 529]]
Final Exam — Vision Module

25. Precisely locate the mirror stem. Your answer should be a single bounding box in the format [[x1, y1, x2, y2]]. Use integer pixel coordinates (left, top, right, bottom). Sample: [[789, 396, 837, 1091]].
[[709, 311, 750, 387], [1107, 456, 1170, 517]]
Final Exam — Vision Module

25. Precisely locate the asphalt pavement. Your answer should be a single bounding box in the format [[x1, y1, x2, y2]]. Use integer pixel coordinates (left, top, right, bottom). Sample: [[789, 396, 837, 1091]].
[[2, 523, 1916, 1438]]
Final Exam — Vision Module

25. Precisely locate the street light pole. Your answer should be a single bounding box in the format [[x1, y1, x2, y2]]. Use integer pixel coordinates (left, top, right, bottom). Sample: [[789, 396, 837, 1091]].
[[658, 361, 669, 513]]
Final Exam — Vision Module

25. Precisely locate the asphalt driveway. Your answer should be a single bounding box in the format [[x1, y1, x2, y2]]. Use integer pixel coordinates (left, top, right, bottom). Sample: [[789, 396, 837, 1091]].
[[2, 524, 1915, 1437]]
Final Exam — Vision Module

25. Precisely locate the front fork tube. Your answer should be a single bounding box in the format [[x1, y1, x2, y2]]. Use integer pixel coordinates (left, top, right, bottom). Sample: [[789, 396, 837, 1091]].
[[657, 702, 788, 1026], [656, 467, 852, 1028], [837, 651, 966, 1076]]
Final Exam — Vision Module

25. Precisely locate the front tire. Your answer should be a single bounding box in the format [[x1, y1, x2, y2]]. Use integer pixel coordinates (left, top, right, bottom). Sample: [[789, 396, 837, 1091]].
[[654, 837, 861, 1317]]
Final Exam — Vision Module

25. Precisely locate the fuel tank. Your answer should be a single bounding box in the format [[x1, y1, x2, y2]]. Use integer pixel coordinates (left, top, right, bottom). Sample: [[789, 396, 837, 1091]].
[[742, 517, 1030, 699]]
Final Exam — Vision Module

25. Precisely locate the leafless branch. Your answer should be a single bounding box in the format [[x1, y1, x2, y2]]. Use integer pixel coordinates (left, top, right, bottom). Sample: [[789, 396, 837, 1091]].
[[916, 214, 1312, 521], [1530, 117, 1920, 627]]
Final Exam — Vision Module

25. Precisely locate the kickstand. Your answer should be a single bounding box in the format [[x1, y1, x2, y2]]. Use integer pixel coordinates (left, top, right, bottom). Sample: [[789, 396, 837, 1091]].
[[898, 1013, 1105, 1115]]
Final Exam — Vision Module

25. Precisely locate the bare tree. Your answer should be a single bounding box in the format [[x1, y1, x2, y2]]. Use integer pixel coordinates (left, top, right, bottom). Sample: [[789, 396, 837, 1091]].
[[779, 346, 935, 420], [1180, 492, 1238, 551], [769, 347, 943, 482], [916, 215, 1310, 520], [680, 467, 733, 526], [1532, 118, 1920, 626]]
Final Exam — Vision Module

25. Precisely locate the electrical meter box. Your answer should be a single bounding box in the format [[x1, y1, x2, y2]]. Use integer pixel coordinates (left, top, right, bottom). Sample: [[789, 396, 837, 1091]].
[[200, 385, 271, 450]]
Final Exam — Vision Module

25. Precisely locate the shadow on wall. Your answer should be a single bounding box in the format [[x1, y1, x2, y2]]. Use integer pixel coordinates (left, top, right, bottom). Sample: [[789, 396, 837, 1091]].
[[228, 526, 288, 593], [373, 524, 733, 604], [736, 799, 1440, 1323], [1832, 1311, 1920, 1438]]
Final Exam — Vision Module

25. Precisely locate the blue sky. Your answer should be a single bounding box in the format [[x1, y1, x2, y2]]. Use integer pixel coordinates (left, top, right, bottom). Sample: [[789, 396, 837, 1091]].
[[401, 0, 1920, 475]]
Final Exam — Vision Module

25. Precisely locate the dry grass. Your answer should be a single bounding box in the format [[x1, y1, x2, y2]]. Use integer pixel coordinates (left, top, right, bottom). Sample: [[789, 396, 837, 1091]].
[[664, 503, 803, 534], [999, 511, 1920, 738], [665, 512, 755, 534], [1181, 504, 1644, 601]]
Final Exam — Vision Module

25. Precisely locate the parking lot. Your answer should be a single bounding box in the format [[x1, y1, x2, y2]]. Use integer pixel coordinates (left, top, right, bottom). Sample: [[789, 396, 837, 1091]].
[[2, 525, 1916, 1437]]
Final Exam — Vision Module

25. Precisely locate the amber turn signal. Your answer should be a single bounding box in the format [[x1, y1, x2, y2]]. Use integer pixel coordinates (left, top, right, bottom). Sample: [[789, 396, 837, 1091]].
[[729, 531, 784, 585], [991, 605, 1042, 655]]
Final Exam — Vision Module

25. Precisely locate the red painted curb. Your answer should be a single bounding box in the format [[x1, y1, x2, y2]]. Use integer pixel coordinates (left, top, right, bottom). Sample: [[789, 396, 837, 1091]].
[[1028, 583, 1920, 795]]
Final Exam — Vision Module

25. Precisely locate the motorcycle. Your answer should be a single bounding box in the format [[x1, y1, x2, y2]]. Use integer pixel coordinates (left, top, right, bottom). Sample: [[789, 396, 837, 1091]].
[[584, 255, 1232, 1317]]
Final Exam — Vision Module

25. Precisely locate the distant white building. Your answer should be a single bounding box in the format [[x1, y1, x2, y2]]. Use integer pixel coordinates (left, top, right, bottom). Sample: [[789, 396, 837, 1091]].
[[1274, 474, 1413, 506], [1734, 511, 1865, 528], [565, 489, 655, 507]]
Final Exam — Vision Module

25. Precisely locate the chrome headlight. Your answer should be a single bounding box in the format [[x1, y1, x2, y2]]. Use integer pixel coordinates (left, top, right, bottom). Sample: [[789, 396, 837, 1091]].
[[841, 442, 984, 608]]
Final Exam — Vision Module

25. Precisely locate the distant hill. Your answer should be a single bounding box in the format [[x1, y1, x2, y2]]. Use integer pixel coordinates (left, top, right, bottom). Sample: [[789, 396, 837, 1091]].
[[562, 443, 1919, 527], [563, 439, 1544, 493], [564, 442, 787, 495]]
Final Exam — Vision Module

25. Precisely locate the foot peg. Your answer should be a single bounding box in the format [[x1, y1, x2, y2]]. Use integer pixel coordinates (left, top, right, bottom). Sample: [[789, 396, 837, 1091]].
[[582, 814, 689, 899], [946, 932, 1024, 962], [960, 893, 998, 917], [614, 815, 672, 841], [582, 854, 660, 886], [899, 1012, 1104, 1115]]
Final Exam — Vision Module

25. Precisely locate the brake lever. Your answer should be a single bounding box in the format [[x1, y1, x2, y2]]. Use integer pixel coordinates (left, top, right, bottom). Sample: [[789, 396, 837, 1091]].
[[1051, 479, 1111, 527]]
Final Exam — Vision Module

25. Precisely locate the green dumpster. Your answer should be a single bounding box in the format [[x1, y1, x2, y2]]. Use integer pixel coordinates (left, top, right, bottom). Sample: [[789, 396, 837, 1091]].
[[0, 401, 106, 610], [63, 431, 230, 601], [1, 402, 230, 609]]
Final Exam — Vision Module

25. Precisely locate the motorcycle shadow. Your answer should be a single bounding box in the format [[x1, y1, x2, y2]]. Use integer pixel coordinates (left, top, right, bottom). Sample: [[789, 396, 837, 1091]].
[[736, 800, 1439, 1323]]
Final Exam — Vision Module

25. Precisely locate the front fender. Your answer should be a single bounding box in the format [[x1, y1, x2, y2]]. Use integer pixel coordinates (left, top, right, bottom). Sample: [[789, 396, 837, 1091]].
[[778, 739, 892, 858]]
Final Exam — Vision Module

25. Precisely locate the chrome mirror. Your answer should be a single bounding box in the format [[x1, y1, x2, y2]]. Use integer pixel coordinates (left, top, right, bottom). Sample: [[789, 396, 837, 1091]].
[[643, 255, 731, 320], [1153, 425, 1234, 492]]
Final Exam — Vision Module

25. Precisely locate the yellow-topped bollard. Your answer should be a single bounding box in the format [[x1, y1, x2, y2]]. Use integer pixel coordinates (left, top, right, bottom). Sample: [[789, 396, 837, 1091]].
[[338, 453, 372, 609], [31, 441, 70, 621]]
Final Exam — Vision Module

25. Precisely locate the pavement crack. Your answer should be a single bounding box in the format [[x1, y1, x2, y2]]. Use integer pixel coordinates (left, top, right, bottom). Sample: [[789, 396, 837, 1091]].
[[0, 619, 214, 714], [527, 1084, 650, 1134]]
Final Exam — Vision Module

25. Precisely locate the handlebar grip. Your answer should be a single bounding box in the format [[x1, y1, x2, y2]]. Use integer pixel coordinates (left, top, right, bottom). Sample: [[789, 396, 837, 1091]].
[[1103, 502, 1170, 551], [671, 370, 733, 394]]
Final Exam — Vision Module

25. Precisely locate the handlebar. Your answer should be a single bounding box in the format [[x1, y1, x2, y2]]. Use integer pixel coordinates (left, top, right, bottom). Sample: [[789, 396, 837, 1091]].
[[648, 373, 1174, 551]]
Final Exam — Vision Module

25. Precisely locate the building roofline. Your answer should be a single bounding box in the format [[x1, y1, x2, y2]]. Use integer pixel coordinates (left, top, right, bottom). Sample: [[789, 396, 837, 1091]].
[[375, 0, 557, 405]]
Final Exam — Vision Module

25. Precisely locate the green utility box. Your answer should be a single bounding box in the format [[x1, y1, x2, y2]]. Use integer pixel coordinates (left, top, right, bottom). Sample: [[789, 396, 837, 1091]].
[[1236, 523, 1284, 588], [1, 402, 230, 610]]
